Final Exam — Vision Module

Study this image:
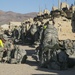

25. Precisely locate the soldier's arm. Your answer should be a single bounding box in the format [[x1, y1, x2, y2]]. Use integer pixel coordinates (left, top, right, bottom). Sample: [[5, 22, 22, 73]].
[[0, 40, 4, 48]]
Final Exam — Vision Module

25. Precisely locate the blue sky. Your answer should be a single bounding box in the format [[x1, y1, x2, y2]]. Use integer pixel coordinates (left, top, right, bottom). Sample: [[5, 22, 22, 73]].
[[0, 0, 74, 14]]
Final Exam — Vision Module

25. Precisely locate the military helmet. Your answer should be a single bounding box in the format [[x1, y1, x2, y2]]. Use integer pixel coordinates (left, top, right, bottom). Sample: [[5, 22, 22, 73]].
[[37, 11, 43, 16], [52, 6, 58, 11], [60, 10, 67, 17], [47, 24, 54, 29], [43, 9, 50, 15], [2, 34, 8, 40], [36, 21, 41, 26]]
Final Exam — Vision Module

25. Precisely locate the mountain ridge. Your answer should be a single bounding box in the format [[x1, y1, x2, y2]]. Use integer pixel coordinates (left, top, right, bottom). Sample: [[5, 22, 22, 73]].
[[0, 10, 37, 25]]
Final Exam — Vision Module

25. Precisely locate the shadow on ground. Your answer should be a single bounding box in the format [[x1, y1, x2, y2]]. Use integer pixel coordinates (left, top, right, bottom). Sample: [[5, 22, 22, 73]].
[[32, 74, 58, 75], [26, 50, 75, 75], [26, 49, 35, 56], [34, 66, 75, 75], [23, 46, 75, 75]]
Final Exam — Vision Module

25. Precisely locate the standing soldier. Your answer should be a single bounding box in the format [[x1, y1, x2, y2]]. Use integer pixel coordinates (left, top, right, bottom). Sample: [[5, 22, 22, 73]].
[[20, 24, 26, 44], [17, 26, 21, 40], [38, 21, 58, 67], [12, 26, 19, 42], [30, 24, 37, 45], [0, 36, 4, 62], [72, 11, 75, 32]]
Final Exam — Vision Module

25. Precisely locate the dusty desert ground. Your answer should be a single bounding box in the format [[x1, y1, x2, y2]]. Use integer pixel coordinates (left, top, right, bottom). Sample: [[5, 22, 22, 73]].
[[0, 45, 75, 75]]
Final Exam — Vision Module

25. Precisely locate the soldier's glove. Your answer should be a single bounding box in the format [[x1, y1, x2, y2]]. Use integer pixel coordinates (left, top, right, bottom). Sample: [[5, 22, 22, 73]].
[[4, 48, 7, 51]]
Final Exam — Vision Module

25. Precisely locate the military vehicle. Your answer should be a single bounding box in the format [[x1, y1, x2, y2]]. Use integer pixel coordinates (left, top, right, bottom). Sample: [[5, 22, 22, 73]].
[[32, 2, 75, 70], [33, 2, 75, 41]]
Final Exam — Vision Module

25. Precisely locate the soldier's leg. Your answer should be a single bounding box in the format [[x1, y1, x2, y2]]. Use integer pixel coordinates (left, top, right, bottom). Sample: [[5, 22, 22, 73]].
[[48, 49, 51, 61], [0, 47, 4, 62], [0, 51, 4, 62], [7, 50, 11, 62], [68, 58, 75, 68], [16, 54, 22, 63], [39, 51, 46, 67]]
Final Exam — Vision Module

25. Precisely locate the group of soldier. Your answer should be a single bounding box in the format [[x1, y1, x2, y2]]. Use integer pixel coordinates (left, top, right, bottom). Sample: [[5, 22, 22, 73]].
[[6, 2, 75, 45], [0, 33, 27, 64], [31, 22, 75, 70], [0, 3, 75, 70]]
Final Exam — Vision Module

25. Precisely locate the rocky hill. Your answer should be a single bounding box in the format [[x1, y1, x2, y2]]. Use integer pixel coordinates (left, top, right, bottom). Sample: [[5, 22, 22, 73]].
[[0, 10, 37, 25]]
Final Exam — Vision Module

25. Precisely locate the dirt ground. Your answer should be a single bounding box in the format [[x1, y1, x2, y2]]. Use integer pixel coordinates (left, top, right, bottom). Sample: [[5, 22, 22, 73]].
[[0, 45, 75, 75]]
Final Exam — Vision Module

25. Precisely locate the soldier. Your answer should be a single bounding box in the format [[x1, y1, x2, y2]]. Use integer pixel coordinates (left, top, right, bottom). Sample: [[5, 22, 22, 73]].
[[39, 25, 44, 42], [29, 24, 37, 45], [38, 21, 59, 67], [11, 26, 19, 43], [4, 38, 14, 63], [64, 39, 74, 56], [73, 41, 75, 52], [20, 24, 26, 44], [49, 41, 69, 70], [39, 21, 48, 45], [57, 49, 68, 70], [0, 36, 4, 62], [13, 45, 27, 64], [43, 21, 58, 48], [17, 26, 21, 40], [63, 40, 75, 68]]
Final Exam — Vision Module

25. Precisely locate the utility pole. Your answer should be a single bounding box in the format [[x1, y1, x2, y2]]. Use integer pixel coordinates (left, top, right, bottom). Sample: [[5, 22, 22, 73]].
[[65, 0, 67, 2], [39, 5, 42, 12], [58, 0, 61, 10], [74, 0, 75, 5]]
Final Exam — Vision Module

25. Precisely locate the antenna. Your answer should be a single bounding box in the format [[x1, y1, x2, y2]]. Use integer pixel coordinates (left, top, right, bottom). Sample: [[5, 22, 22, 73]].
[[39, 5, 41, 12], [45, 4, 47, 9], [52, 0, 54, 6], [39, 5, 42, 12]]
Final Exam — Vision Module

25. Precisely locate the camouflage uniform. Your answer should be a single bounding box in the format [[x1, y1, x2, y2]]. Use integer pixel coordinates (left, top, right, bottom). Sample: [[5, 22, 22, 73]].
[[57, 50, 68, 70], [0, 37, 4, 62], [14, 45, 27, 63], [4, 39, 14, 62], [73, 41, 75, 53], [43, 24, 58, 50], [39, 25, 44, 42], [0, 47, 4, 62], [12, 27, 19, 42], [30, 24, 37, 44], [50, 42, 69, 70], [64, 39, 74, 56], [39, 24, 58, 67], [30, 25, 37, 35], [17, 26, 21, 40], [21, 25, 26, 44]]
